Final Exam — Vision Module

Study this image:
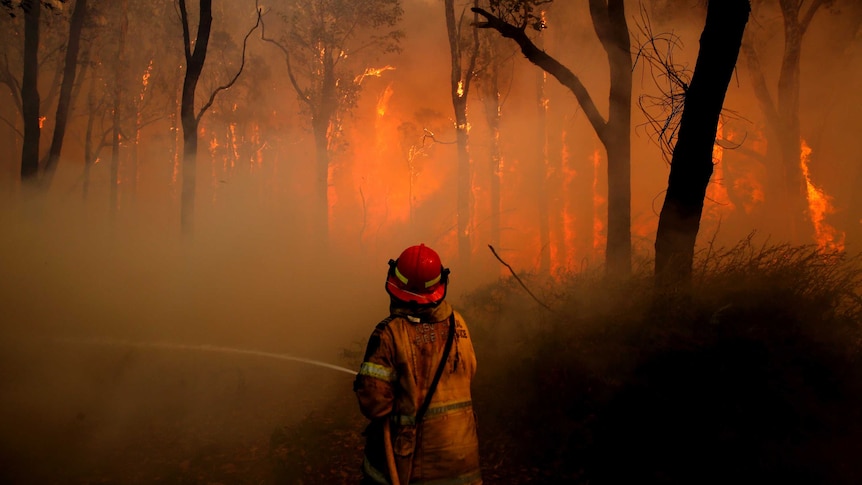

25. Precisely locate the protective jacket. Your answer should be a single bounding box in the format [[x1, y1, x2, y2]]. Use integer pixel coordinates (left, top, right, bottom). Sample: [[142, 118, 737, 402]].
[[355, 299, 482, 485]]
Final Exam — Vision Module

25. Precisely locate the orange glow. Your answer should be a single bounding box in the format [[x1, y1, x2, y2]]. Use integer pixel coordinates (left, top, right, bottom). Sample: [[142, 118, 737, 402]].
[[354, 65, 396, 85], [140, 60, 153, 101], [704, 121, 735, 222], [251, 122, 263, 170], [38, 116, 46, 129], [800, 140, 845, 252], [229, 123, 239, 168], [559, 129, 577, 275], [340, 82, 451, 252], [591, 148, 605, 253], [376, 84, 394, 117]]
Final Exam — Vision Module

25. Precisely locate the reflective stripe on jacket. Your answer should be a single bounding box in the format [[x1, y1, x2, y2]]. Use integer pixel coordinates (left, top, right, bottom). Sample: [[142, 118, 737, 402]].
[[355, 300, 482, 484]]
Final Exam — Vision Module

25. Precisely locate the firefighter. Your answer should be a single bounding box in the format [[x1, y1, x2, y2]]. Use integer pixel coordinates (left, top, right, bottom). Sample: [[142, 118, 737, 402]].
[[354, 244, 482, 485]]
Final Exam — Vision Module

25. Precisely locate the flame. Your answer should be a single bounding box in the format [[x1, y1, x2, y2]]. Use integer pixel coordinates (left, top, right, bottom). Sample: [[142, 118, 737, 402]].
[[229, 122, 239, 168], [456, 80, 464, 98], [38, 116, 46, 129], [251, 122, 263, 170], [591, 148, 605, 253], [140, 60, 153, 102], [559, 129, 577, 274], [354, 65, 396, 85], [800, 139, 845, 251], [376, 83, 394, 117], [703, 121, 735, 222]]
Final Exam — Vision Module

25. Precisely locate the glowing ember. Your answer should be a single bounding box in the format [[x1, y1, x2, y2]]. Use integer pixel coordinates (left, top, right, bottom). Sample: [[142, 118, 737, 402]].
[[800, 140, 845, 252]]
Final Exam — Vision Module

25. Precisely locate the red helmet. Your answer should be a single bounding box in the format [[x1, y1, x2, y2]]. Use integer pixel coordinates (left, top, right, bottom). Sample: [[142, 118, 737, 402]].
[[386, 244, 450, 306]]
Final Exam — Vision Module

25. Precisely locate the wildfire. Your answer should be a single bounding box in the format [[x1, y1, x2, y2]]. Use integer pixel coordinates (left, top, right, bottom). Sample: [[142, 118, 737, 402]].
[[800, 139, 845, 252], [140, 60, 153, 101], [559, 129, 576, 275], [354, 65, 396, 85], [376, 84, 394, 118], [591, 148, 605, 253], [703, 120, 735, 222]]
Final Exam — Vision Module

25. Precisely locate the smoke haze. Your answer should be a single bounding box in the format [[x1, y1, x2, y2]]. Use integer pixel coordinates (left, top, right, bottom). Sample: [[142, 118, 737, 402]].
[[2, 0, 862, 482]]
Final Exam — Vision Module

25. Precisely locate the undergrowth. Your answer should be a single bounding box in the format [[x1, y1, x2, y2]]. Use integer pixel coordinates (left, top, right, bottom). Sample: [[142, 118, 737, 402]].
[[464, 239, 862, 484]]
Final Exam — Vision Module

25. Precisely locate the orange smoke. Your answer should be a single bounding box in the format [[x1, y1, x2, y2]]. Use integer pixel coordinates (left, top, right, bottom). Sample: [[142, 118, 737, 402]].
[[800, 140, 845, 252]]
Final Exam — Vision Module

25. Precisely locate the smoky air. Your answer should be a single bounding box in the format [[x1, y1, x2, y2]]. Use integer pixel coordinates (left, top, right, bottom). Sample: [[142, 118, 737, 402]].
[[2, 0, 862, 483]]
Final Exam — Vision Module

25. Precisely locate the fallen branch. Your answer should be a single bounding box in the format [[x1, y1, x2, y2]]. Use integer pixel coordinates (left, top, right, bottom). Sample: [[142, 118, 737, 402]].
[[488, 244, 554, 312]]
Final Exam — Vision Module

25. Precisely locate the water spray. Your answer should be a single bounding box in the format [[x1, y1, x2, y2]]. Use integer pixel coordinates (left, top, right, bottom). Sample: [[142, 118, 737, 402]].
[[56, 337, 357, 375]]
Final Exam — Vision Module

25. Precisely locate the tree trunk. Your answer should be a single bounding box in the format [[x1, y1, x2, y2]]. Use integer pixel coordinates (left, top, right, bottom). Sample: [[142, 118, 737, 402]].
[[312, 113, 331, 246], [41, 0, 88, 188], [654, 0, 750, 287], [743, 0, 828, 244], [20, 0, 40, 183], [480, 64, 502, 253], [179, 0, 213, 235], [595, 0, 633, 277], [446, 0, 477, 269]]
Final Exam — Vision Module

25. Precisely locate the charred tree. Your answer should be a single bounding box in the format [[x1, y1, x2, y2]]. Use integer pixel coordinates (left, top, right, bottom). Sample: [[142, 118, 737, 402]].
[[178, 0, 210, 235], [13, 0, 88, 188], [473, 0, 633, 277], [178, 0, 259, 235], [40, 0, 87, 188], [654, 0, 750, 287]]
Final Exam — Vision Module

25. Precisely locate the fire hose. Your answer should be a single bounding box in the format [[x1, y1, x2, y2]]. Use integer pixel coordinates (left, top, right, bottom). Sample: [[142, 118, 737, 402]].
[[383, 419, 401, 485]]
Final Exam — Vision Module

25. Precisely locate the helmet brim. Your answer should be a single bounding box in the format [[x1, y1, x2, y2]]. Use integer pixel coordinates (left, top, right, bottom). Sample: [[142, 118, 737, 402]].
[[386, 274, 446, 306]]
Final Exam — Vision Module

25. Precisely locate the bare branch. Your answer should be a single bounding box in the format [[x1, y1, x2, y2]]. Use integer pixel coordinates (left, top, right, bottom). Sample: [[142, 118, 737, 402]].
[[488, 244, 554, 312], [0, 112, 22, 138], [258, 5, 310, 107], [471, 6, 609, 142], [196, 8, 261, 121]]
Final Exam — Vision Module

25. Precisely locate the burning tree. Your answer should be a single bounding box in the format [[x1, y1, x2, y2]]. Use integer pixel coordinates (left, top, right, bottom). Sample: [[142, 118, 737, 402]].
[[742, 0, 838, 244], [473, 0, 634, 277], [260, 0, 403, 248]]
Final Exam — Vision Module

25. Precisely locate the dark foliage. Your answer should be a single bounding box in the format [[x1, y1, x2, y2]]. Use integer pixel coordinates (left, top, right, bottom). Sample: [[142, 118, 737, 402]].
[[465, 240, 862, 484]]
